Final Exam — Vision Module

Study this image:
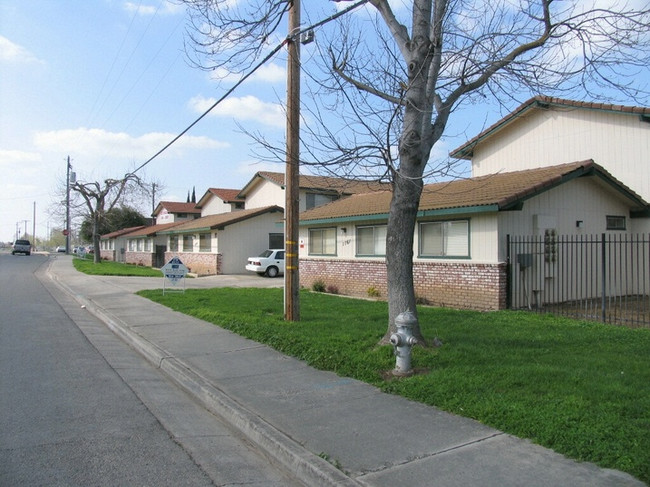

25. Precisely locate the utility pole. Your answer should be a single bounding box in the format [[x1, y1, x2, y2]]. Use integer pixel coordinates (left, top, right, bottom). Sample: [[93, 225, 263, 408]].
[[32, 202, 36, 247], [151, 182, 156, 226], [66, 157, 72, 254], [284, 0, 301, 321]]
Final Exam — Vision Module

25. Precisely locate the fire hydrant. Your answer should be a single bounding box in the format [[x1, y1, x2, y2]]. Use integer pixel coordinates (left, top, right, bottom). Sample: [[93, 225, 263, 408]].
[[390, 310, 419, 376]]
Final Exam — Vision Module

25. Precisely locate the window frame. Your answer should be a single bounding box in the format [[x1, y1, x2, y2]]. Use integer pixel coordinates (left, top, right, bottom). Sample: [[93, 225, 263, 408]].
[[308, 227, 337, 256], [418, 219, 470, 259], [182, 234, 194, 253], [306, 192, 339, 210], [169, 235, 178, 252], [606, 215, 626, 231], [199, 233, 211, 252], [355, 224, 387, 257]]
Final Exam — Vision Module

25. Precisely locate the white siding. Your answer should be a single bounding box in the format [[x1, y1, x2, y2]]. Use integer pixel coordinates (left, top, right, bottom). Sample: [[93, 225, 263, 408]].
[[497, 177, 645, 260], [245, 181, 285, 209], [218, 212, 284, 274], [201, 196, 233, 216], [471, 108, 650, 201]]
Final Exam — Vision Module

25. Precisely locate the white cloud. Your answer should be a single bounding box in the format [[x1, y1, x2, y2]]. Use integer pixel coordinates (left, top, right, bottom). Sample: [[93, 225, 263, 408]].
[[0, 36, 43, 64], [188, 95, 285, 128], [252, 63, 286, 83], [33, 127, 229, 160], [0, 149, 42, 165]]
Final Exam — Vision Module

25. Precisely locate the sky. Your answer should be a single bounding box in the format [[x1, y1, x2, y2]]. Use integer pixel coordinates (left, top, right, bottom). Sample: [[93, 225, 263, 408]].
[[0, 0, 294, 243], [0, 0, 647, 244]]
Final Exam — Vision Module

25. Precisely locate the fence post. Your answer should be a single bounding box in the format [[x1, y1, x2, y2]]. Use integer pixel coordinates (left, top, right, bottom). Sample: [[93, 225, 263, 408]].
[[601, 233, 606, 323]]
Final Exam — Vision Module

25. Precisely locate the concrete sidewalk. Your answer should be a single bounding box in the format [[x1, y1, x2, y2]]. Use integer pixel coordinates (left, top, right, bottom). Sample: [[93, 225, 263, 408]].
[[46, 256, 643, 487]]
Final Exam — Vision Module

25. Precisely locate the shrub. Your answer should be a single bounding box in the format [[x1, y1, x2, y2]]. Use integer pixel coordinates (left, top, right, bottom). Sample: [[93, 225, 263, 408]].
[[367, 286, 381, 298], [326, 285, 339, 294], [312, 279, 326, 292]]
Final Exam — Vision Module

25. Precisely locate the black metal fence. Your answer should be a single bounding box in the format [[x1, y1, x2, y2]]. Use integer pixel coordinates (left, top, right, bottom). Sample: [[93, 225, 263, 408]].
[[507, 233, 650, 328]]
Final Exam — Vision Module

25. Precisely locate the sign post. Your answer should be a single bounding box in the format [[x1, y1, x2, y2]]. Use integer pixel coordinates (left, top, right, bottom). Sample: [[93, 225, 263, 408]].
[[161, 256, 188, 294]]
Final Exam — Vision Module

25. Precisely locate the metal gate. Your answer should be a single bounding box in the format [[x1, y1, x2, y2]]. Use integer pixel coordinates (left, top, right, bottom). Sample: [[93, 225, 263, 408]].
[[507, 233, 650, 328]]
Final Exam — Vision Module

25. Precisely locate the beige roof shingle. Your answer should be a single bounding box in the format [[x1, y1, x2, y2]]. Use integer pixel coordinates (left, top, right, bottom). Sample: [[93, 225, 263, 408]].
[[299, 161, 648, 222], [153, 201, 200, 216], [238, 171, 389, 198], [159, 205, 283, 233]]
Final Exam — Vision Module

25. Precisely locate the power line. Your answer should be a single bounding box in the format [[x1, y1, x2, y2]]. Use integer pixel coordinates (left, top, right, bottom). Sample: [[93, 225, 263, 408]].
[[130, 38, 289, 176], [130, 0, 369, 177]]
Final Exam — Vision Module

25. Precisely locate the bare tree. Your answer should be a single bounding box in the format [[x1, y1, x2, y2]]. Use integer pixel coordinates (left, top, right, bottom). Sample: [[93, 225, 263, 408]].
[[71, 173, 147, 263], [181, 0, 650, 343]]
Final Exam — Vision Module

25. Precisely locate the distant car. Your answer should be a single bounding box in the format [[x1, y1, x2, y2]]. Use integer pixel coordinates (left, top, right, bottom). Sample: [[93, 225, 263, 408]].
[[245, 249, 285, 277], [12, 239, 32, 255], [56, 246, 66, 253]]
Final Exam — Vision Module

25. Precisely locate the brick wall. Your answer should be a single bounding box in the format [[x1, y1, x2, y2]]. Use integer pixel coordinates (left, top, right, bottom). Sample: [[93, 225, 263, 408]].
[[300, 258, 507, 311], [100, 249, 115, 261], [125, 251, 153, 267], [164, 252, 221, 276]]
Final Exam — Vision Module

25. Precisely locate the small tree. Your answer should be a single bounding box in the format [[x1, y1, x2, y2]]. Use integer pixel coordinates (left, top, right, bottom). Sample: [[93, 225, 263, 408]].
[[72, 174, 147, 263], [79, 206, 148, 243], [181, 0, 650, 343]]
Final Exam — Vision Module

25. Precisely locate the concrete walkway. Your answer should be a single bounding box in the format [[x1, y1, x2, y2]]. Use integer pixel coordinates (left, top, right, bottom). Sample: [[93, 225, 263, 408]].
[[46, 255, 643, 486]]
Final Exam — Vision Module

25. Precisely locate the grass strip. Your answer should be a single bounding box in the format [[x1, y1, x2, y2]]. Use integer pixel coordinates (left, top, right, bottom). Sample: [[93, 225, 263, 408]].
[[137, 287, 650, 484], [73, 257, 164, 277]]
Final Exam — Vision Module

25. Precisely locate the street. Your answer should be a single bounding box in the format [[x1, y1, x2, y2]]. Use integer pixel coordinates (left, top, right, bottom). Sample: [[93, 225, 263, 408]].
[[0, 253, 301, 486]]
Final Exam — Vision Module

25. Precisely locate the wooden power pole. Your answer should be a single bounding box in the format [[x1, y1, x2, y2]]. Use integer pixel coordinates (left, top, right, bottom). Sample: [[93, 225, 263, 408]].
[[285, 0, 300, 321]]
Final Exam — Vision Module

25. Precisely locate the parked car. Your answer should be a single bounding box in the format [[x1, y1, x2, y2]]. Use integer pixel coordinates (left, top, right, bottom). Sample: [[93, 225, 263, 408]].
[[55, 246, 66, 253], [245, 249, 285, 277], [12, 239, 32, 255]]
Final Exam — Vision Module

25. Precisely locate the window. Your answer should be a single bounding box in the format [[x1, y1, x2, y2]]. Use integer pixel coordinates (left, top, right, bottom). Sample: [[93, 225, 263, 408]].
[[183, 234, 194, 252], [606, 215, 626, 231], [306, 192, 338, 210], [356, 225, 386, 256], [269, 233, 284, 249], [128, 239, 136, 251], [137, 239, 144, 251], [309, 227, 336, 255], [169, 235, 178, 251], [199, 233, 211, 252], [144, 238, 152, 252], [419, 220, 469, 258]]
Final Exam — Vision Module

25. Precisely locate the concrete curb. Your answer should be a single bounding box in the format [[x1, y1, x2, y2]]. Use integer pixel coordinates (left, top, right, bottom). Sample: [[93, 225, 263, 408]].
[[48, 270, 363, 487]]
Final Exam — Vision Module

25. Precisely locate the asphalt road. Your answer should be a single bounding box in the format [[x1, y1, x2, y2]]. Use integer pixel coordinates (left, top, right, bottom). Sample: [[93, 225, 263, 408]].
[[0, 253, 301, 486]]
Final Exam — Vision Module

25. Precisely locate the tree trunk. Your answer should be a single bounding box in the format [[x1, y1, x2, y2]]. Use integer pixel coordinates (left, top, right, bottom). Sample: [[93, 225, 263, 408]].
[[380, 171, 425, 344], [93, 215, 101, 264]]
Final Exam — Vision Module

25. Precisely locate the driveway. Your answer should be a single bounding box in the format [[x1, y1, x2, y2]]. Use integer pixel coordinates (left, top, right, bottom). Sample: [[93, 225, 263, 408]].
[[84, 273, 285, 294]]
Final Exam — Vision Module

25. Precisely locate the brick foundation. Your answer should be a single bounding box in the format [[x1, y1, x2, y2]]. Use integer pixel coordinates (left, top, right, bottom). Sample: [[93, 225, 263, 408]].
[[125, 251, 154, 267], [100, 250, 115, 261], [164, 252, 222, 276], [300, 258, 507, 311]]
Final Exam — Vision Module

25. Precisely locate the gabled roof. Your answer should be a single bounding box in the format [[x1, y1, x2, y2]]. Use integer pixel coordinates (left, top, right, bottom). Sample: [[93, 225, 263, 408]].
[[299, 161, 649, 223], [158, 205, 284, 234], [123, 222, 187, 238], [450, 96, 650, 160], [195, 188, 245, 209], [152, 201, 201, 216], [237, 171, 389, 198], [101, 225, 147, 239]]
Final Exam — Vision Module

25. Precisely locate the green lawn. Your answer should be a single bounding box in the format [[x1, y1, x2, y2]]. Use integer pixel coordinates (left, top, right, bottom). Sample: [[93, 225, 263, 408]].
[[72, 257, 164, 277], [136, 287, 650, 484]]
